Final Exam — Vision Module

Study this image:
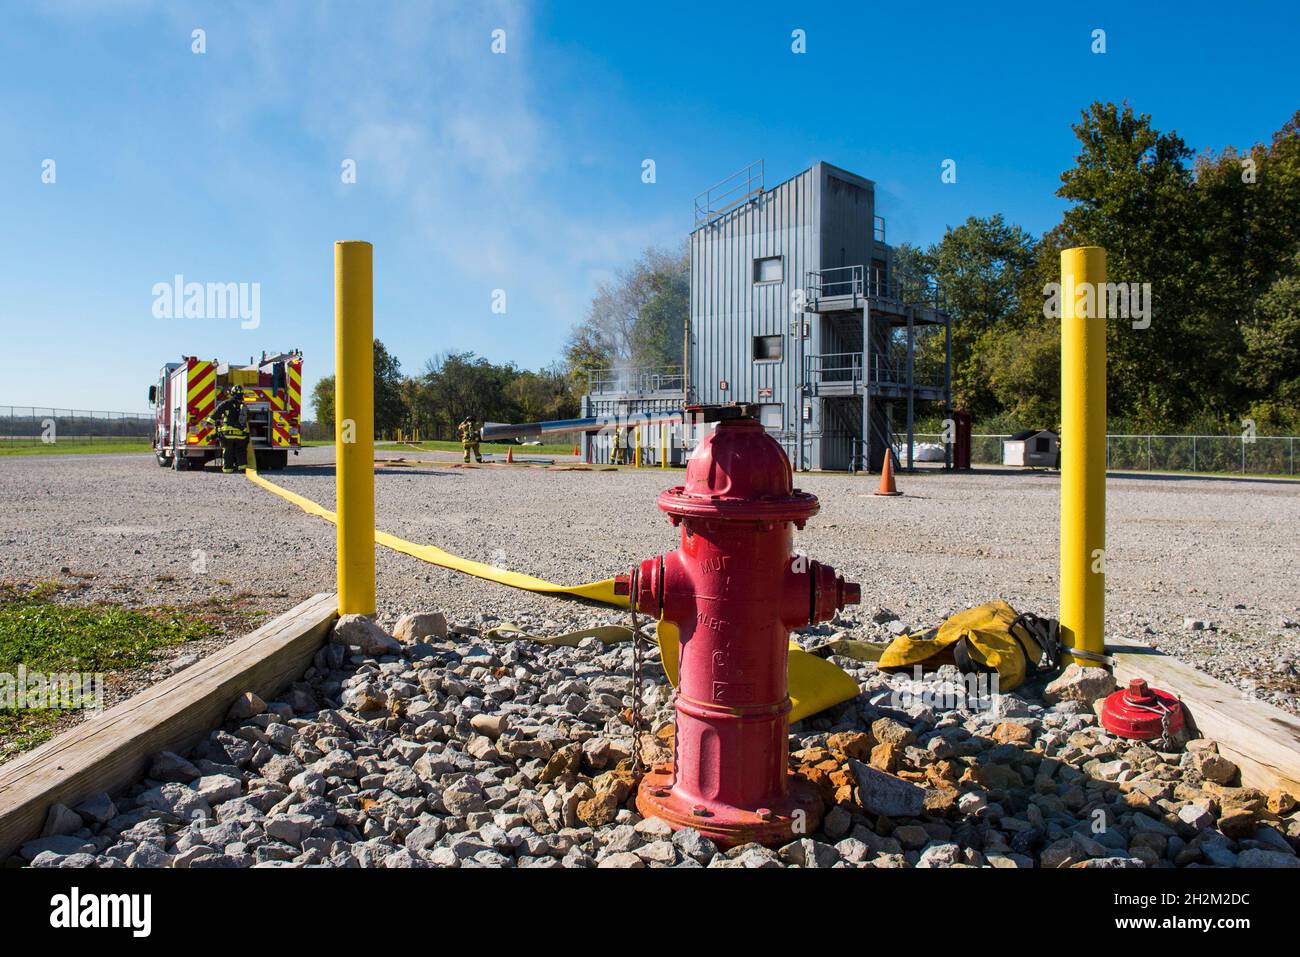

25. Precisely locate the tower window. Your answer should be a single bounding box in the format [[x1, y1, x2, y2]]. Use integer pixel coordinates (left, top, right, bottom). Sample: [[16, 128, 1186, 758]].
[[753, 256, 784, 284], [753, 335, 783, 361]]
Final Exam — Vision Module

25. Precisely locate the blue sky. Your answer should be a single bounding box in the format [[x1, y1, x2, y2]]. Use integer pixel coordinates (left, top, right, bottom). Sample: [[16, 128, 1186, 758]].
[[1, 1, 1296, 412]]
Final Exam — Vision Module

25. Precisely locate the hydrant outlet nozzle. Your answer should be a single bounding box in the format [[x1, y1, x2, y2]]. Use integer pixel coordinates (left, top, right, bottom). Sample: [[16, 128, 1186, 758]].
[[842, 579, 862, 607], [810, 562, 861, 624]]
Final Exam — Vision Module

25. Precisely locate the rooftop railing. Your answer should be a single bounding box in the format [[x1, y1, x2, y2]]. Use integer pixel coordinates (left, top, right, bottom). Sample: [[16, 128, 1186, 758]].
[[693, 160, 765, 227]]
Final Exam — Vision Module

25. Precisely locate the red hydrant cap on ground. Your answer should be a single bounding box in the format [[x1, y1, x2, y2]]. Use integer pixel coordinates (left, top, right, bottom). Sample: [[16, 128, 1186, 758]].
[[1101, 678, 1186, 740], [659, 418, 819, 523]]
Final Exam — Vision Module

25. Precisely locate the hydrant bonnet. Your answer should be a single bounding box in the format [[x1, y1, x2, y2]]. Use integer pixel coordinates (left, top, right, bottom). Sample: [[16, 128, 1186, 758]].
[[659, 416, 819, 526]]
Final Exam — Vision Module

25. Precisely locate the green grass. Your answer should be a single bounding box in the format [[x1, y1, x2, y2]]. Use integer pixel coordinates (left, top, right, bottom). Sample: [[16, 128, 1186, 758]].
[[0, 583, 217, 674], [0, 440, 153, 457], [0, 709, 62, 760], [0, 583, 221, 761]]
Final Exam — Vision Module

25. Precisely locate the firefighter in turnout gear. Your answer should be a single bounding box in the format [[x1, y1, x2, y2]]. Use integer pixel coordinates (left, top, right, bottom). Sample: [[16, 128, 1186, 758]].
[[458, 417, 484, 463], [209, 387, 251, 473], [610, 425, 625, 465]]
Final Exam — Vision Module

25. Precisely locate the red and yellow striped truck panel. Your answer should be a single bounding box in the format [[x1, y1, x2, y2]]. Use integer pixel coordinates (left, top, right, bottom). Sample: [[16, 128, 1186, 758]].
[[176, 355, 301, 450], [271, 411, 292, 447], [186, 357, 216, 446], [287, 358, 303, 446]]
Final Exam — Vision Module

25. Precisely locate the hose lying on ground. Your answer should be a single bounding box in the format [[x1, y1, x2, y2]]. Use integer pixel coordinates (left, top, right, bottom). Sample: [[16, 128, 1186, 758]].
[[243, 457, 860, 721]]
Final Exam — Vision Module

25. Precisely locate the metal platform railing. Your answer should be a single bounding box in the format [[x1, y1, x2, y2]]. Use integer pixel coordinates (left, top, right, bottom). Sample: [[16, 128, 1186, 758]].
[[586, 367, 686, 396], [805, 352, 862, 387], [804, 353, 946, 391], [804, 266, 946, 312], [870, 354, 947, 389], [804, 265, 864, 300], [693, 160, 765, 227]]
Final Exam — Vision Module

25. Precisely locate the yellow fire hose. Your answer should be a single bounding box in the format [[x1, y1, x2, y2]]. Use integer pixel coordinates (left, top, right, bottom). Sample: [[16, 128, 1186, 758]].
[[244, 456, 859, 721]]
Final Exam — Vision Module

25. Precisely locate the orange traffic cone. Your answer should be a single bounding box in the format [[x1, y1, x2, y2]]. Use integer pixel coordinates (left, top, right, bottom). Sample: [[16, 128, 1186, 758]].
[[875, 450, 902, 496], [506, 447, 514, 464], [573, 445, 580, 456]]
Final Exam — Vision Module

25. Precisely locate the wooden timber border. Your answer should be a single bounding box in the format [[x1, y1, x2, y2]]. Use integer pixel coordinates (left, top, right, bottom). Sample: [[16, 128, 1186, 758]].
[[0, 592, 337, 860]]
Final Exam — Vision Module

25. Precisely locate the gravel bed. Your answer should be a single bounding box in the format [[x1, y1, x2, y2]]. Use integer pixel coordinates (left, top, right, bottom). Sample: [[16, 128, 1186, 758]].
[[14, 614, 1299, 869]]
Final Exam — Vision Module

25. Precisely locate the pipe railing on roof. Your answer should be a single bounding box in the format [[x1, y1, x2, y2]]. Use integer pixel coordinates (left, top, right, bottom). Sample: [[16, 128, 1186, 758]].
[[693, 160, 765, 227]]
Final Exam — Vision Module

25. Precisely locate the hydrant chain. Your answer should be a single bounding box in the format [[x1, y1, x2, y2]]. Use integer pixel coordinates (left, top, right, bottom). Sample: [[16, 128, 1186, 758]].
[[629, 566, 644, 775]]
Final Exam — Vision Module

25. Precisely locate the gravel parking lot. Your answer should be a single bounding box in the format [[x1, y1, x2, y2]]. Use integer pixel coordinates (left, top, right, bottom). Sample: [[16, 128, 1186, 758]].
[[2, 447, 1298, 711]]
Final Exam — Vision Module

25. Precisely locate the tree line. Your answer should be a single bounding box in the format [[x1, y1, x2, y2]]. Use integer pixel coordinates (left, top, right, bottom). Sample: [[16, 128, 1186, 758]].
[[310, 342, 581, 440], [903, 102, 1300, 434], [307, 247, 688, 439], [311, 101, 1300, 438]]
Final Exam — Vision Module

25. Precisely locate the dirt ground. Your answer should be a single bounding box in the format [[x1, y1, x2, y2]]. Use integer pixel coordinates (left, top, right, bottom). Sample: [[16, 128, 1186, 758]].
[[1, 446, 1297, 711]]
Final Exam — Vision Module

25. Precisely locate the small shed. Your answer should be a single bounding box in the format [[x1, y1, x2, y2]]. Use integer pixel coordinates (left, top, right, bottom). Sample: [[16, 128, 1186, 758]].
[[1003, 429, 1059, 468]]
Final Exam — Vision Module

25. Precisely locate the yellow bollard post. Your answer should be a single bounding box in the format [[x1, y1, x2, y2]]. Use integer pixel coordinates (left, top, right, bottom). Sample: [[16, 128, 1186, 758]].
[[1060, 246, 1107, 667], [634, 425, 642, 468], [660, 423, 668, 469], [335, 241, 376, 617]]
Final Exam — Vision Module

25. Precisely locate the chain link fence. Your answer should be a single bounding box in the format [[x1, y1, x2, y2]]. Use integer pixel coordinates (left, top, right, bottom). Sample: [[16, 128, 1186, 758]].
[[0, 407, 154, 447], [914, 432, 1298, 476]]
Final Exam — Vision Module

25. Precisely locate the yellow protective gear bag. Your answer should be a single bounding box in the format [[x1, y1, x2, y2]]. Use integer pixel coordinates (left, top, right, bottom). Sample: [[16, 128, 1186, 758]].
[[877, 600, 1058, 692]]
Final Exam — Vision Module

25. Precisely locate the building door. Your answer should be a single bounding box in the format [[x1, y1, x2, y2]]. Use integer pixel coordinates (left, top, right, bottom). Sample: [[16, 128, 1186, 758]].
[[821, 396, 863, 471]]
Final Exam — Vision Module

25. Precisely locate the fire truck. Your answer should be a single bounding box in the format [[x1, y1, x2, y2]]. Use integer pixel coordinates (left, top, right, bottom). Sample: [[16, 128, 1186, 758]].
[[149, 351, 304, 471]]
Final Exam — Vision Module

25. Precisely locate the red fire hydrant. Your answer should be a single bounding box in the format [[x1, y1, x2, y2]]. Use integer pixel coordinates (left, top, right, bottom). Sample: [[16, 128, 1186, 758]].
[[614, 406, 860, 846]]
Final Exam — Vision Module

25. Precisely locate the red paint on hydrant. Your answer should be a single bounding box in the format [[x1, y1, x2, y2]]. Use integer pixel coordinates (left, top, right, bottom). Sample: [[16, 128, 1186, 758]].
[[614, 410, 860, 846], [1101, 678, 1186, 740]]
